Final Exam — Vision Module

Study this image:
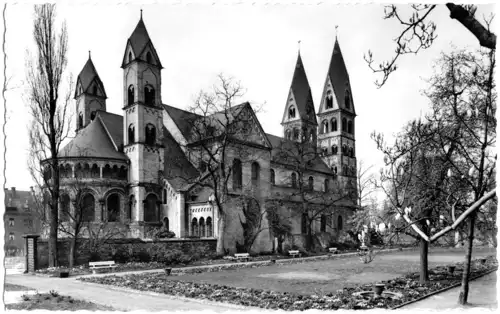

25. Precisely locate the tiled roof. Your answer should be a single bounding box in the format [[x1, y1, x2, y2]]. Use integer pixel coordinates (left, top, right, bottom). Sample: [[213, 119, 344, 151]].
[[327, 39, 355, 113], [75, 57, 107, 98], [3, 189, 35, 210], [162, 127, 199, 191], [60, 117, 126, 160], [289, 53, 316, 124], [97, 111, 124, 149], [266, 133, 332, 174], [163, 104, 202, 140], [122, 18, 163, 68]]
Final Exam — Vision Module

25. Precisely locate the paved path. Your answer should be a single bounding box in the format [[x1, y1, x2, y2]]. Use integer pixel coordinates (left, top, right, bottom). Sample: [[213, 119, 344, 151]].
[[4, 274, 252, 312], [402, 271, 498, 310]]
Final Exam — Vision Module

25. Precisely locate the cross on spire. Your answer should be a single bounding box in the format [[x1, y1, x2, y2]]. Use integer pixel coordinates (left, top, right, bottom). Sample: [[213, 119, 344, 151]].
[[88, 50, 91, 59], [335, 25, 339, 40], [298, 40, 301, 53], [140, 9, 143, 20]]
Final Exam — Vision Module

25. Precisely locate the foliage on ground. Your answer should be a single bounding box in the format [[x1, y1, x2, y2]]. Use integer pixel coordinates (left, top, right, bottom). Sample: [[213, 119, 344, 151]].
[[78, 255, 497, 310], [5, 291, 114, 311]]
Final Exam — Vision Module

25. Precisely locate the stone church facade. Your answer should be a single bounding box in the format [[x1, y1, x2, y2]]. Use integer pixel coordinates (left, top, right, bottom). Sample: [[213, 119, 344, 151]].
[[46, 15, 358, 253]]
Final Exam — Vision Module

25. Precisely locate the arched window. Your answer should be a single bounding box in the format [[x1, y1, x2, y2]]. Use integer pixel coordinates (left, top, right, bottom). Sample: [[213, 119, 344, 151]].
[[163, 189, 167, 204], [251, 162, 260, 185], [347, 120, 353, 134], [128, 52, 133, 63], [337, 215, 343, 230], [206, 217, 213, 237], [146, 51, 152, 64], [74, 163, 82, 179], [291, 172, 297, 188], [293, 128, 299, 140], [321, 120, 329, 134], [119, 166, 127, 179], [107, 193, 120, 222], [102, 164, 111, 178], [128, 124, 135, 144], [270, 169, 275, 185], [59, 194, 70, 222], [350, 147, 354, 157], [83, 163, 91, 178], [324, 179, 330, 192], [232, 159, 242, 190], [322, 147, 327, 156], [128, 195, 135, 221], [163, 217, 169, 231], [145, 124, 156, 145], [308, 176, 314, 191], [91, 164, 99, 178], [288, 106, 296, 119], [345, 90, 351, 109], [342, 118, 347, 132], [128, 85, 134, 106], [320, 214, 327, 232], [332, 145, 338, 155], [93, 85, 98, 95], [78, 113, 83, 129], [331, 118, 338, 132], [199, 217, 206, 237], [326, 91, 333, 109], [301, 213, 308, 234], [145, 85, 155, 106], [191, 218, 198, 237], [112, 165, 119, 179], [90, 111, 96, 121], [334, 166, 338, 174], [144, 194, 159, 222], [81, 193, 95, 222]]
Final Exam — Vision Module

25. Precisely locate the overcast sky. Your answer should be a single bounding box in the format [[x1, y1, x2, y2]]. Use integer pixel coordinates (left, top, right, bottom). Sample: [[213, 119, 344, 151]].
[[2, 1, 496, 193]]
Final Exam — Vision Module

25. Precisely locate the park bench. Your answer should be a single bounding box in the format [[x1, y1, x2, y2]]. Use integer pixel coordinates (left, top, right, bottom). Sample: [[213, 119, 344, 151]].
[[288, 250, 301, 258], [234, 253, 251, 262], [89, 261, 117, 274], [328, 247, 338, 254]]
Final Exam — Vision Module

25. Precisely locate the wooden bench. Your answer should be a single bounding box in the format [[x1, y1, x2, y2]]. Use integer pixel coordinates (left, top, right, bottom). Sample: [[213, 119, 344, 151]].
[[234, 253, 251, 262], [89, 261, 117, 274], [288, 250, 301, 258], [328, 247, 338, 254]]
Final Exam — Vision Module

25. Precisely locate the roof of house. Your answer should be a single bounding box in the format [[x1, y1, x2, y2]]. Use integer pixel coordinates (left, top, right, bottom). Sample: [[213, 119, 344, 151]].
[[266, 133, 333, 174], [59, 117, 126, 160], [327, 39, 355, 113], [97, 111, 124, 149], [289, 53, 316, 124], [162, 127, 200, 191], [75, 57, 107, 98], [3, 189, 35, 212], [163, 104, 202, 140]]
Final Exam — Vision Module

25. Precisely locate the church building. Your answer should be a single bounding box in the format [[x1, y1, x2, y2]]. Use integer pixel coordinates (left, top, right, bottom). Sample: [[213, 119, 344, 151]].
[[49, 14, 358, 253]]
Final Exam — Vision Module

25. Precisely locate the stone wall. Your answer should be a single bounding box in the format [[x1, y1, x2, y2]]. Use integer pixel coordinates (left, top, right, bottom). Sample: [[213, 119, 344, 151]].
[[36, 238, 216, 268]]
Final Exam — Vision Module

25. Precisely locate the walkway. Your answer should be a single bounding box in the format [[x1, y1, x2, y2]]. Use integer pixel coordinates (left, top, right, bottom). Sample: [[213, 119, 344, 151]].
[[402, 271, 498, 310], [4, 274, 253, 312]]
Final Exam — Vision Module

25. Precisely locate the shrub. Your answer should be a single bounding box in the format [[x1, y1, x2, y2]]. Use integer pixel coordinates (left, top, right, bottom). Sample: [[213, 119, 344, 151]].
[[112, 249, 130, 264], [49, 290, 59, 297], [132, 250, 151, 263], [89, 252, 101, 262]]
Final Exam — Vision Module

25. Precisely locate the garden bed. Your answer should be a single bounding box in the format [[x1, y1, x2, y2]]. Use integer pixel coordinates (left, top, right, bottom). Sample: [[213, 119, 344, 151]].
[[78, 255, 497, 310]]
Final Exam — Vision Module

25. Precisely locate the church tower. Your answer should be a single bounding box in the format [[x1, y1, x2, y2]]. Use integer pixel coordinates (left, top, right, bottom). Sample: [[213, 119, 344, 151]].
[[74, 54, 107, 131], [281, 52, 317, 144], [317, 39, 357, 192], [122, 13, 165, 228]]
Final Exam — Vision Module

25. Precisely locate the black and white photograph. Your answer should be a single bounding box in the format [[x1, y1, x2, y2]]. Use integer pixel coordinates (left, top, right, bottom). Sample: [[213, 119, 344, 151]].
[[1, 0, 497, 311]]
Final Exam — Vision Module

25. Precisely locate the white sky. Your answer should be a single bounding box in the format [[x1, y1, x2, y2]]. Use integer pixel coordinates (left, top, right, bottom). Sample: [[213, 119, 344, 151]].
[[2, 1, 496, 192]]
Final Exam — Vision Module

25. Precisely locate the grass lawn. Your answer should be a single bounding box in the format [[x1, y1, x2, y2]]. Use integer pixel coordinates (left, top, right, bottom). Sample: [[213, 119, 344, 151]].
[[4, 283, 32, 291], [171, 246, 496, 295], [5, 291, 115, 311]]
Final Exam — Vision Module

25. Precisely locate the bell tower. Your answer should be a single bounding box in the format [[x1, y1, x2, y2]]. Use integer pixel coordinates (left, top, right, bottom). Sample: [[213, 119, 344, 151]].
[[122, 12, 164, 228], [74, 53, 107, 131], [317, 38, 357, 193], [281, 52, 317, 145]]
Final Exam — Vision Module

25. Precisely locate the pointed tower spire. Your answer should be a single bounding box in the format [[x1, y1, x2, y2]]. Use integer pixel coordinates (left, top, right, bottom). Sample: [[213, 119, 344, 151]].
[[75, 56, 107, 99], [121, 15, 163, 68]]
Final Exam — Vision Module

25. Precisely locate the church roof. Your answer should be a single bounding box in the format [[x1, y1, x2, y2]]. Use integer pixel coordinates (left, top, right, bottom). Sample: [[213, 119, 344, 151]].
[[122, 17, 163, 68], [288, 53, 316, 124], [266, 133, 333, 174], [75, 57, 107, 98], [326, 39, 354, 112], [60, 117, 126, 160], [162, 127, 200, 191], [97, 111, 124, 150]]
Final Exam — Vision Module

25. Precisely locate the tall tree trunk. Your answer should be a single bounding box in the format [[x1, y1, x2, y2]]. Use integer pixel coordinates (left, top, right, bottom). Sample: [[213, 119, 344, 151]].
[[68, 236, 77, 268], [216, 211, 226, 256], [459, 213, 476, 305], [419, 237, 429, 284], [49, 161, 60, 267]]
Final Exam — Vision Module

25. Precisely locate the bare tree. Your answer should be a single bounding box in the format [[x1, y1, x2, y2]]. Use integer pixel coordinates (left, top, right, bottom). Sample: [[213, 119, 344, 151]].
[[365, 4, 496, 87], [357, 160, 377, 208], [25, 4, 72, 267]]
